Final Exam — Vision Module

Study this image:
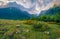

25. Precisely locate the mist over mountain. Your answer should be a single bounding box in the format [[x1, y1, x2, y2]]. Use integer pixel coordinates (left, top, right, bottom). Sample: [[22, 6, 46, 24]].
[[39, 6, 60, 16], [0, 0, 60, 15], [0, 0, 60, 20]]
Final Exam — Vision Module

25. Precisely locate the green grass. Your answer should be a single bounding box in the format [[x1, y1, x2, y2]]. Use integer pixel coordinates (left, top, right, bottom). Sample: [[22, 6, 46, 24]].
[[0, 19, 60, 39]]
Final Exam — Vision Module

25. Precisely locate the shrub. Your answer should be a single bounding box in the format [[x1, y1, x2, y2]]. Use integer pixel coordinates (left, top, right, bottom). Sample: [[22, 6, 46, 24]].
[[33, 23, 42, 31], [54, 29, 60, 36], [23, 20, 37, 25], [33, 22, 50, 32], [57, 23, 60, 25], [47, 22, 56, 24]]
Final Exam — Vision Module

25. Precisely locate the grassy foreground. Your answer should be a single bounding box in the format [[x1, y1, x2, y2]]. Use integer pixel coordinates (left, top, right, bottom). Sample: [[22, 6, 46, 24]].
[[0, 19, 60, 39]]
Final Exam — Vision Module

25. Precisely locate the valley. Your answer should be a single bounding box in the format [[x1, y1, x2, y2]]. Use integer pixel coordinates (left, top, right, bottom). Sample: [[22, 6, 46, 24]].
[[0, 19, 60, 39]]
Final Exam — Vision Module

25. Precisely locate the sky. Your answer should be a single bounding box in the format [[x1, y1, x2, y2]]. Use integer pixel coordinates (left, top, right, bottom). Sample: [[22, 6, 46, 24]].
[[0, 0, 60, 14]]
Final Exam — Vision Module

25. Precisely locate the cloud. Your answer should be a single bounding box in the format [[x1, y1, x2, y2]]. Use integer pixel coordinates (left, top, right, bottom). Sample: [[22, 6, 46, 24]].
[[8, 0, 16, 2], [15, 0, 54, 14], [0, 0, 60, 14], [0, 0, 8, 5], [16, 0, 34, 8], [53, 0, 60, 5]]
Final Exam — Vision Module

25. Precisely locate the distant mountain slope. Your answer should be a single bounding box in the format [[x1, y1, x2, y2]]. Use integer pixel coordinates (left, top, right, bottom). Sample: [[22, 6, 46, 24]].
[[0, 7, 31, 20], [39, 6, 60, 15]]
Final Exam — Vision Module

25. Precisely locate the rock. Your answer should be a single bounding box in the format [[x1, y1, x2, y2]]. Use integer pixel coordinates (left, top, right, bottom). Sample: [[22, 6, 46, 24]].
[[23, 29, 29, 32], [44, 31, 50, 35], [16, 25, 20, 26], [16, 31, 21, 34], [16, 25, 21, 28]]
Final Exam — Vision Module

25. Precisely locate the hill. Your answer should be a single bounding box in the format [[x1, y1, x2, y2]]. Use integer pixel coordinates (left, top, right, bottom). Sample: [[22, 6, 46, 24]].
[[0, 7, 31, 20], [39, 6, 60, 15], [37, 6, 60, 22]]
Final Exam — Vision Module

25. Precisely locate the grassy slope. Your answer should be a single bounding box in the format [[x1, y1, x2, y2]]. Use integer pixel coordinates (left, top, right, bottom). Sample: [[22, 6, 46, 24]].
[[0, 19, 60, 39]]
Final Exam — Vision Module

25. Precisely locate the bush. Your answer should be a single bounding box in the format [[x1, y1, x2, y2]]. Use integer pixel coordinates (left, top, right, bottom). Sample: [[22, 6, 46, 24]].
[[57, 23, 60, 25], [23, 20, 37, 25], [33, 22, 50, 32], [47, 22, 56, 24], [33, 23, 42, 31]]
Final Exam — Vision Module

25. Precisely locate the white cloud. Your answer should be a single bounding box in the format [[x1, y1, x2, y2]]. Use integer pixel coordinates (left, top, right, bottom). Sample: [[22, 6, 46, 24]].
[[15, 0, 54, 14], [0, 0, 60, 14], [0, 0, 8, 5], [15, 0, 34, 8]]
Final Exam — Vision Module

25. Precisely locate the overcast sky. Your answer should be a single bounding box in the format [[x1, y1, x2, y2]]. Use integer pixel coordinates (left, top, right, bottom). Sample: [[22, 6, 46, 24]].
[[0, 0, 60, 14]]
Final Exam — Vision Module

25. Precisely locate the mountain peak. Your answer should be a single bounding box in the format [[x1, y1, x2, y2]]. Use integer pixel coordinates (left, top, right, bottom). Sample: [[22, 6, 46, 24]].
[[6, 2, 19, 7], [0, 7, 31, 19]]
